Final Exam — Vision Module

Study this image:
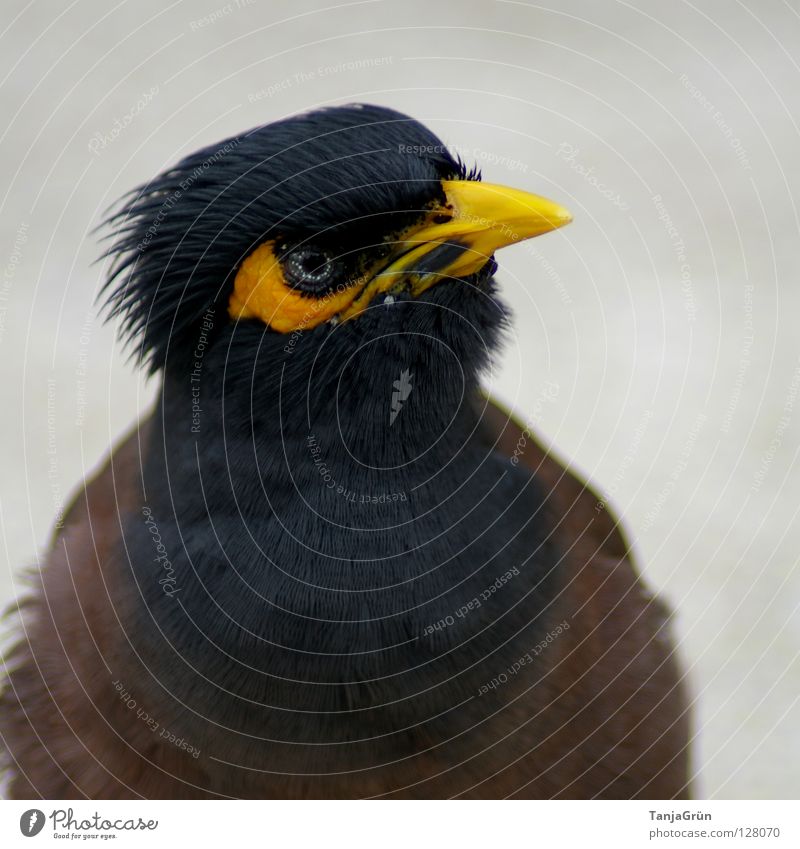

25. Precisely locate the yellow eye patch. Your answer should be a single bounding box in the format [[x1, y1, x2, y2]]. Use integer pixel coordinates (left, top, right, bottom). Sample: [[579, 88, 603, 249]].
[[228, 242, 361, 333], [227, 180, 572, 334]]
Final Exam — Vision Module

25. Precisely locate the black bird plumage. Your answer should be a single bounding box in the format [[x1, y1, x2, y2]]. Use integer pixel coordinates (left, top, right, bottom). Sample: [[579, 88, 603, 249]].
[[102, 105, 475, 372], [0, 104, 691, 798]]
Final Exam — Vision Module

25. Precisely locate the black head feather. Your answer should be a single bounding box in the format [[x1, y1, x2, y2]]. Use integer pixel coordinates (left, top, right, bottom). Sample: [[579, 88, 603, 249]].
[[100, 104, 475, 373]]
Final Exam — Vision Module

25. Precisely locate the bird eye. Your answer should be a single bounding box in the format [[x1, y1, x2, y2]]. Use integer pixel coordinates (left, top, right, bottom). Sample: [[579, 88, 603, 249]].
[[283, 245, 339, 293]]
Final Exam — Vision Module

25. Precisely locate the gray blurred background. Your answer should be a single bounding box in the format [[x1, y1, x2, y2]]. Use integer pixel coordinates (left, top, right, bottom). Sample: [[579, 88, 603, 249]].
[[1, 0, 798, 798]]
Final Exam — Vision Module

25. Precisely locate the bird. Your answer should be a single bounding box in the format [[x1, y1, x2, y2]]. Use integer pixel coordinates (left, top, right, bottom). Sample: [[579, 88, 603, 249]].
[[0, 104, 690, 799]]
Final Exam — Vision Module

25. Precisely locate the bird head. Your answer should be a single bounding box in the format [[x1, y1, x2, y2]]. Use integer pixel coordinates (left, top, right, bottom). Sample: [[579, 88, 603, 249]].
[[103, 104, 571, 393]]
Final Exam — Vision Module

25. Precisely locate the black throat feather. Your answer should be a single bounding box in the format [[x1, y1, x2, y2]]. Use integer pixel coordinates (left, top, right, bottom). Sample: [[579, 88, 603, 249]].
[[111, 282, 562, 766]]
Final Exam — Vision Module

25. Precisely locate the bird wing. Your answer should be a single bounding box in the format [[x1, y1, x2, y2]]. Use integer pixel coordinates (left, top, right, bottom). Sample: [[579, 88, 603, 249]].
[[0, 415, 214, 798], [472, 391, 691, 798], [474, 390, 631, 562]]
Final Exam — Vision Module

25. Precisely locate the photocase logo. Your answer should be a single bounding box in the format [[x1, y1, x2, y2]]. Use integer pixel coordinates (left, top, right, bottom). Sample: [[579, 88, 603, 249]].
[[389, 369, 413, 425], [19, 809, 45, 837]]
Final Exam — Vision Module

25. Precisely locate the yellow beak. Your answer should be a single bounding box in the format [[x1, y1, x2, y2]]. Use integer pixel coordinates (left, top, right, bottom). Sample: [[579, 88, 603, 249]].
[[380, 179, 572, 284]]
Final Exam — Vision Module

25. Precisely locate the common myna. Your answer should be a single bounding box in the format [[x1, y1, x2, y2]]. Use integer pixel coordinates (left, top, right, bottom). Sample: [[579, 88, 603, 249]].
[[0, 104, 690, 799]]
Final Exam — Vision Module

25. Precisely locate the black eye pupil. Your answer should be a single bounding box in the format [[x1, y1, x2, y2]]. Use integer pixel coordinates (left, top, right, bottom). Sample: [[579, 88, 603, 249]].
[[300, 255, 316, 272]]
